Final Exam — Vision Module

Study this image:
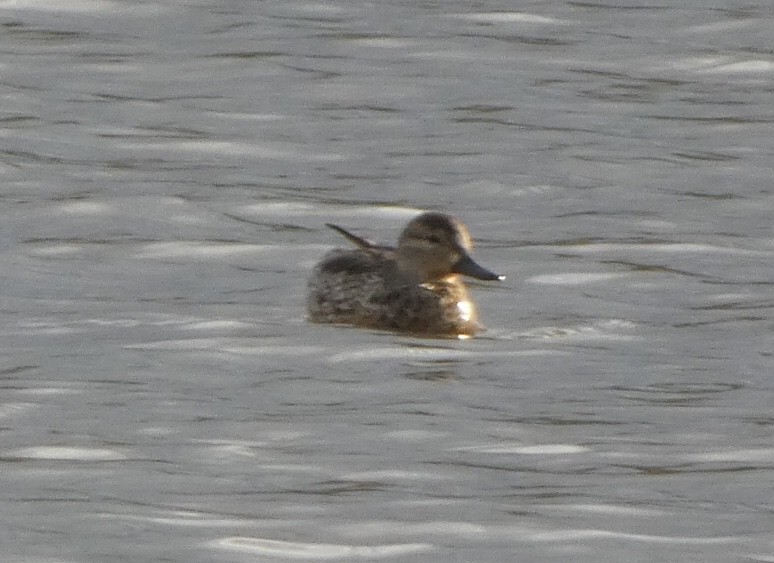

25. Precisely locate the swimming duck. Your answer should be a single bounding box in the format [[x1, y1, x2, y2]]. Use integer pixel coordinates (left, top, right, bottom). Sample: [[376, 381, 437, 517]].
[[306, 212, 503, 338]]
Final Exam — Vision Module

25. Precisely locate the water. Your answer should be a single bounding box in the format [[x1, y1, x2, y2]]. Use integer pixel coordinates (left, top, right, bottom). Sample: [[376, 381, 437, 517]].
[[2, 1, 774, 561]]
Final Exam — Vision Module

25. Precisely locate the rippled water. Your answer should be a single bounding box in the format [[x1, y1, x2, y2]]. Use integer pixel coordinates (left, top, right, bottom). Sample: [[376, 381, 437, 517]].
[[2, 1, 774, 561]]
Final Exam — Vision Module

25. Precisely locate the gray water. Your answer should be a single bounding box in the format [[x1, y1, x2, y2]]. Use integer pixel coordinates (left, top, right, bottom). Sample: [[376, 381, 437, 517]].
[[2, 1, 774, 561]]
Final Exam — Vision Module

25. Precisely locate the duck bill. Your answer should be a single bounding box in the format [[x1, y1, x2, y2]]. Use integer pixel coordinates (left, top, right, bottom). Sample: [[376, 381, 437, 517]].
[[453, 253, 504, 281]]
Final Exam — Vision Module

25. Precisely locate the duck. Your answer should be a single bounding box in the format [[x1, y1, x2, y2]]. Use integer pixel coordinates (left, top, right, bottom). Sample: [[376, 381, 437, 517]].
[[306, 212, 503, 338]]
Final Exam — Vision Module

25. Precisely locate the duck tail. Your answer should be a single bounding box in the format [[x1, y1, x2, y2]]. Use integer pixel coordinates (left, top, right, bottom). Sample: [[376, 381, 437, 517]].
[[325, 223, 376, 250]]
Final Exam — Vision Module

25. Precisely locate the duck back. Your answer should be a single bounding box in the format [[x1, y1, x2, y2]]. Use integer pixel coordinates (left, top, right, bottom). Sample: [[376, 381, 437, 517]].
[[307, 248, 482, 337]]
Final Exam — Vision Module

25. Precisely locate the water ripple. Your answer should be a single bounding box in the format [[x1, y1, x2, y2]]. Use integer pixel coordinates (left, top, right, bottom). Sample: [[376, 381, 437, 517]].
[[211, 537, 433, 559]]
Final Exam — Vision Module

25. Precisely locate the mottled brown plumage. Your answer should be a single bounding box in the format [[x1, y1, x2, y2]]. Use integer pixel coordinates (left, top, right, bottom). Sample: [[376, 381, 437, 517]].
[[306, 212, 503, 338]]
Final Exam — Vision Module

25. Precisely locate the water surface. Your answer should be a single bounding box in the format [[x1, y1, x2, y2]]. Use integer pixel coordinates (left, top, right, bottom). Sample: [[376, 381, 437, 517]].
[[1, 1, 773, 561]]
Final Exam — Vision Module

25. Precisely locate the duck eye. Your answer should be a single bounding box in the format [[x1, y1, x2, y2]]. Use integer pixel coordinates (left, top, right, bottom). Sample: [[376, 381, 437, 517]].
[[426, 234, 442, 244]]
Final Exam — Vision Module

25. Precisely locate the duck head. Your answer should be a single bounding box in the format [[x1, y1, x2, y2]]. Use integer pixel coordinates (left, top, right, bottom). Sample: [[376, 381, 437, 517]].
[[396, 212, 504, 283]]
